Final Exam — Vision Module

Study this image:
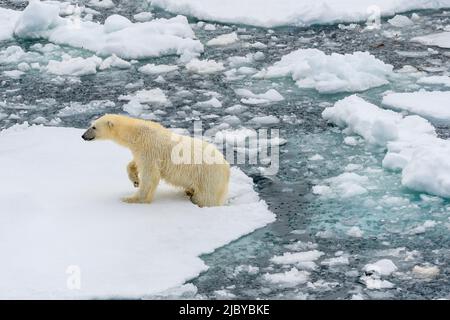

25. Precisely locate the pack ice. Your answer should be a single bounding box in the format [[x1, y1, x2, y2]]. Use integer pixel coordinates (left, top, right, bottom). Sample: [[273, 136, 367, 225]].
[[257, 49, 393, 93], [323, 95, 450, 199], [150, 0, 450, 28], [3, 1, 203, 61]]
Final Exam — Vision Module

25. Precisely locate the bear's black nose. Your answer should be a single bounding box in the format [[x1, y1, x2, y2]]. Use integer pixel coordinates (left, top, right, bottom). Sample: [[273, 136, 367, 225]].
[[82, 132, 94, 141]]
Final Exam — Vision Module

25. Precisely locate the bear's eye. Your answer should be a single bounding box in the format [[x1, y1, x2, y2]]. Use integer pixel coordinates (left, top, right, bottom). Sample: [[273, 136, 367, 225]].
[[92, 126, 96, 130]]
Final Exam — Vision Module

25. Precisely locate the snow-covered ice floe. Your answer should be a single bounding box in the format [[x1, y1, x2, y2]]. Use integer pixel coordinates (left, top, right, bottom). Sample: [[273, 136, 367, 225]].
[[412, 32, 450, 49], [46, 55, 102, 76], [256, 49, 393, 93], [382, 91, 450, 125], [3, 1, 203, 61], [185, 58, 225, 74], [0, 7, 20, 41], [235, 88, 284, 105], [150, 0, 450, 28], [0, 124, 275, 299], [323, 95, 450, 198], [417, 76, 450, 87]]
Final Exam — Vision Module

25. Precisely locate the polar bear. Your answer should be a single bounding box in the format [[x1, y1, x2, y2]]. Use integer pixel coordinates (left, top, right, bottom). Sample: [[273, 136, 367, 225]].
[[82, 114, 230, 207]]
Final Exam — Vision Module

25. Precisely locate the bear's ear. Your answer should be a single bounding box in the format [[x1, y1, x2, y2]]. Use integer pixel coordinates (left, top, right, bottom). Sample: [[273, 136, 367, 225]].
[[107, 120, 114, 128]]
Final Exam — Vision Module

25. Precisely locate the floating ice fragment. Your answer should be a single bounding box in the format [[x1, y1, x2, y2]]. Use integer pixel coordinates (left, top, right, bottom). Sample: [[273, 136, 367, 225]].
[[364, 259, 398, 276], [263, 268, 310, 287], [259, 49, 393, 93], [388, 15, 413, 28], [207, 32, 238, 46], [186, 59, 224, 74], [346, 226, 363, 238], [412, 265, 439, 278], [139, 63, 179, 75]]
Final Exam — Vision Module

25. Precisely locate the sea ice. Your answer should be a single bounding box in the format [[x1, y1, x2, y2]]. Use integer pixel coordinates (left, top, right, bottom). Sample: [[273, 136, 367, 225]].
[[11, 1, 203, 61], [382, 91, 450, 124], [138, 63, 179, 75], [263, 268, 310, 287], [270, 250, 324, 265], [387, 15, 413, 27], [412, 32, 450, 49], [258, 49, 393, 93], [0, 124, 275, 298], [46, 55, 102, 76], [150, 0, 450, 28], [323, 95, 450, 198], [364, 259, 398, 276], [235, 88, 284, 105], [206, 32, 238, 46], [417, 76, 450, 87], [185, 59, 225, 74]]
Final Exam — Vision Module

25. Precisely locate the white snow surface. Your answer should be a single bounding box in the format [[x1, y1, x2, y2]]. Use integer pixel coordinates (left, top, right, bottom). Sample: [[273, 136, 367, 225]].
[[412, 32, 450, 48], [0, 7, 20, 41], [263, 268, 310, 287], [382, 91, 450, 124], [387, 14, 413, 27], [417, 76, 450, 87], [323, 95, 450, 198], [235, 88, 284, 105], [258, 49, 393, 93], [9, 1, 203, 61], [150, 0, 450, 28], [138, 63, 179, 75], [206, 32, 238, 46], [364, 259, 398, 276], [118, 88, 169, 105], [46, 55, 102, 76], [0, 124, 274, 299], [271, 250, 324, 265], [185, 58, 225, 74]]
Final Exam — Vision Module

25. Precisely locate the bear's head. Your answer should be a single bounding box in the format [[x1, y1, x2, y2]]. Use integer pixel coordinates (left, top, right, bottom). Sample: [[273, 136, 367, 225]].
[[82, 114, 116, 141]]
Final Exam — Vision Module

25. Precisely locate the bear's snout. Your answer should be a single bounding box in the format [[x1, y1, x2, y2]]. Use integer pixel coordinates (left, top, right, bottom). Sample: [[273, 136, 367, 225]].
[[82, 128, 95, 141]]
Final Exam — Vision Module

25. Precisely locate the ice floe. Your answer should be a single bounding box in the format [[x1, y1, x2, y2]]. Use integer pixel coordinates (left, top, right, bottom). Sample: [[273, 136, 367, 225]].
[[138, 63, 179, 75], [263, 268, 310, 287], [119, 88, 169, 105], [382, 91, 450, 124], [235, 88, 284, 105], [0, 7, 20, 41], [417, 76, 450, 87], [257, 49, 393, 93], [8, 1, 203, 61], [412, 32, 450, 49], [0, 124, 275, 298], [364, 259, 398, 276], [88, 0, 115, 9], [46, 55, 102, 76], [270, 250, 324, 265], [150, 0, 450, 28], [185, 58, 225, 74], [133, 11, 154, 22], [323, 95, 450, 199], [387, 14, 413, 28], [412, 265, 440, 278], [206, 32, 238, 46]]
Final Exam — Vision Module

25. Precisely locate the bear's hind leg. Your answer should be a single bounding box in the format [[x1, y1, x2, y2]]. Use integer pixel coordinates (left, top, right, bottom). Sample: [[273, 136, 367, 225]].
[[190, 190, 220, 207], [127, 160, 139, 188]]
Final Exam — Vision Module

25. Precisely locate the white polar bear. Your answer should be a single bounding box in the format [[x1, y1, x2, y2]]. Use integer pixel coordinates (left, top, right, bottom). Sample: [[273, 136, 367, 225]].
[[82, 114, 230, 207]]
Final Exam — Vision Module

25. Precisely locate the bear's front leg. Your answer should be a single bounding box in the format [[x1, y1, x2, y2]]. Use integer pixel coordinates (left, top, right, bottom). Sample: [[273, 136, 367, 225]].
[[122, 164, 160, 204], [127, 160, 139, 188]]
